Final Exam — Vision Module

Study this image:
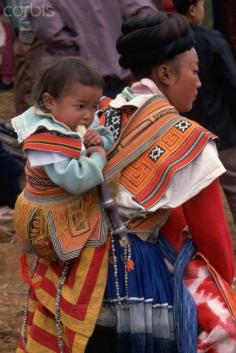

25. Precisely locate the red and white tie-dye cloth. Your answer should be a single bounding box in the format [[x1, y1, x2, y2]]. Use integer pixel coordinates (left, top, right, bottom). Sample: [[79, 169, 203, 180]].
[[185, 256, 236, 353]]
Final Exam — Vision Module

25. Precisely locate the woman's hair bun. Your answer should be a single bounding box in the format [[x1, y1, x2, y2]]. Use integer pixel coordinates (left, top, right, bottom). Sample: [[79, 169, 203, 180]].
[[116, 12, 194, 73]]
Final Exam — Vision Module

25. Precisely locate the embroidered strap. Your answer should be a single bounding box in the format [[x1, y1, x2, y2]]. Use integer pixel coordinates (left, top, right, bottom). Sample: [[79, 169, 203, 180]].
[[23, 132, 82, 158], [27, 175, 56, 187], [103, 95, 216, 208], [104, 95, 179, 180]]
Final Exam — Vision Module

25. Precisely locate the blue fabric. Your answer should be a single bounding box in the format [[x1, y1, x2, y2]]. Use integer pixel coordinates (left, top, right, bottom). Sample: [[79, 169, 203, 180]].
[[105, 233, 174, 305], [104, 234, 198, 353], [159, 236, 198, 353]]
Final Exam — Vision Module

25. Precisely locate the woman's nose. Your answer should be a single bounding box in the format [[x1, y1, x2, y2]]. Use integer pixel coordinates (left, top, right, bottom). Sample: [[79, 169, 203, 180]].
[[197, 77, 202, 89]]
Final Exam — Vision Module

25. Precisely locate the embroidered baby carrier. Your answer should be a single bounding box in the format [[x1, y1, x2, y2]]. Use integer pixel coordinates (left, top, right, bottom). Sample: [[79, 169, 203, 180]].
[[15, 95, 216, 262], [14, 131, 109, 262], [101, 94, 217, 237]]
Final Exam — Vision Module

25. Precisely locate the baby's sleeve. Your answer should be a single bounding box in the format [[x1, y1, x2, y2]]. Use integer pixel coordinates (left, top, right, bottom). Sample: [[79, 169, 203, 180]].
[[91, 115, 115, 152]]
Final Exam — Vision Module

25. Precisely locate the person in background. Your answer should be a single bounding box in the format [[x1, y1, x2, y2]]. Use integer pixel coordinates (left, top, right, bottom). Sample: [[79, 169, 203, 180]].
[[211, 0, 236, 59], [162, 0, 176, 12], [0, 4, 5, 52], [152, 0, 163, 9], [28, 0, 157, 98], [3, 0, 45, 114], [0, 1, 14, 90], [172, 0, 236, 225]]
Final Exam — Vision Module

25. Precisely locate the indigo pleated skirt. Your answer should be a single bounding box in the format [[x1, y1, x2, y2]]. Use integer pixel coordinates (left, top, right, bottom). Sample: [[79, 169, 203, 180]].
[[86, 234, 178, 353]]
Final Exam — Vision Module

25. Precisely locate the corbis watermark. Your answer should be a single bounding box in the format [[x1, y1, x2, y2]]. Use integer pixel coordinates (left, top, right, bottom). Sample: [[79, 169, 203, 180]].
[[3, 4, 54, 18]]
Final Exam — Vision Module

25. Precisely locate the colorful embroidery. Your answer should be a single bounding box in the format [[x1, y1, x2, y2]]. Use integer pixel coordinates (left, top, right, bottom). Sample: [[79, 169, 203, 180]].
[[102, 95, 216, 210], [15, 163, 109, 262], [149, 145, 165, 162], [103, 107, 122, 141], [175, 120, 192, 132], [23, 132, 82, 159]]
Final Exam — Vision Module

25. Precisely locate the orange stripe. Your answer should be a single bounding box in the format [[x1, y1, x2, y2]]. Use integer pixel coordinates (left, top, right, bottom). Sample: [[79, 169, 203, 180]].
[[121, 96, 169, 140], [139, 133, 213, 208], [141, 132, 209, 198], [24, 140, 81, 151], [24, 133, 82, 158], [24, 142, 81, 158], [25, 133, 81, 147]]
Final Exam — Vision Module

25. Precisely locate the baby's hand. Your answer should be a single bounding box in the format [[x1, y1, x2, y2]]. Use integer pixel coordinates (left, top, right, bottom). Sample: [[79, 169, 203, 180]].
[[84, 130, 103, 147], [86, 145, 106, 160]]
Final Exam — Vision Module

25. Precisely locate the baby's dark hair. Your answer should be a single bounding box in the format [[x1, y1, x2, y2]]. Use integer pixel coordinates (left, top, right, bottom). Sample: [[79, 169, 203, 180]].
[[172, 0, 198, 15], [33, 56, 104, 111]]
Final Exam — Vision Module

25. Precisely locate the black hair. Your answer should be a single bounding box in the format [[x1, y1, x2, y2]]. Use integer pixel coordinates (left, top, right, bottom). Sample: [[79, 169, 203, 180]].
[[172, 0, 198, 15], [116, 12, 194, 78], [33, 56, 104, 111]]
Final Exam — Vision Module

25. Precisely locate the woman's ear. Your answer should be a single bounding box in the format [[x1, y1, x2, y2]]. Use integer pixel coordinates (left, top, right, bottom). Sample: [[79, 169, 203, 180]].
[[42, 92, 55, 111], [153, 63, 174, 87]]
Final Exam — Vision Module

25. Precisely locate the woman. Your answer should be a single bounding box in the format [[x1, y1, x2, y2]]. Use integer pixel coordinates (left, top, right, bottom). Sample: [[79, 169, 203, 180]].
[[16, 12, 236, 353], [86, 12, 236, 353]]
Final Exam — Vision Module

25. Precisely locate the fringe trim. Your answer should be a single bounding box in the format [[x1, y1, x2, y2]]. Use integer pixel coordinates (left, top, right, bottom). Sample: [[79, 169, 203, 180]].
[[106, 174, 120, 200]]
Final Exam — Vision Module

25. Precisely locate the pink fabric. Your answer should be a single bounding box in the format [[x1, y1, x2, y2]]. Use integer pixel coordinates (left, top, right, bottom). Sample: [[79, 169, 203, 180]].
[[131, 78, 163, 95]]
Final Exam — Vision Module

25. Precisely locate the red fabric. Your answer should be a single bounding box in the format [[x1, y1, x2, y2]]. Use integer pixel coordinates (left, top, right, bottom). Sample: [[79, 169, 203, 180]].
[[161, 179, 235, 284], [183, 179, 235, 284], [161, 205, 186, 251], [185, 258, 236, 352], [163, 0, 176, 12]]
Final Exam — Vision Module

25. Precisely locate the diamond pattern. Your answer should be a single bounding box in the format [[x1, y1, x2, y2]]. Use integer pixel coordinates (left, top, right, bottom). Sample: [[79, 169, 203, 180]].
[[175, 120, 192, 132], [149, 145, 165, 162]]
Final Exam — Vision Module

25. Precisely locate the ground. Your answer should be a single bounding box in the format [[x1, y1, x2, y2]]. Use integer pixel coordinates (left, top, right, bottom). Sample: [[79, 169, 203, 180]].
[[0, 228, 27, 353], [0, 90, 27, 353], [0, 90, 235, 353]]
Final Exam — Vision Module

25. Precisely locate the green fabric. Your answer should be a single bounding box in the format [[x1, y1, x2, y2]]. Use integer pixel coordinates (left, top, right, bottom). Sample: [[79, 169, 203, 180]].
[[12, 106, 83, 143], [121, 86, 140, 101]]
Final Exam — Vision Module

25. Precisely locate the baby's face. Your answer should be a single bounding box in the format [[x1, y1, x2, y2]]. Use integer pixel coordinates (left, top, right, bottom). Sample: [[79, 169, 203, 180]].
[[49, 82, 102, 131]]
